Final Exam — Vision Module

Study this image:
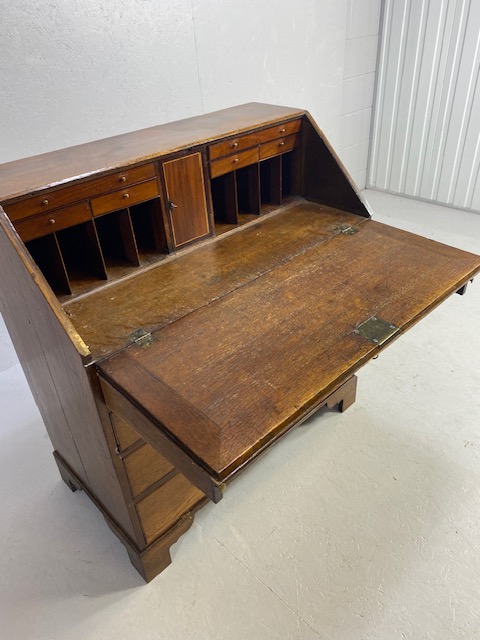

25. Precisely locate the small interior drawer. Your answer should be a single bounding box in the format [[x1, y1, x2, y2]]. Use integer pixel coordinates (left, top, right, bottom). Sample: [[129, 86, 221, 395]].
[[14, 202, 92, 242], [4, 163, 157, 222], [124, 443, 174, 498], [208, 119, 302, 160], [91, 179, 159, 217], [136, 473, 205, 544], [5, 187, 88, 221], [260, 133, 301, 160], [86, 163, 157, 199], [210, 147, 260, 179]]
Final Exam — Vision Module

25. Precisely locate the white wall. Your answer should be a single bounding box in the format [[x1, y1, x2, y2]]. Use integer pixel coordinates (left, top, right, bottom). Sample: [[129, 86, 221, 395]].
[[0, 0, 349, 164], [0, 0, 383, 179], [339, 0, 382, 189]]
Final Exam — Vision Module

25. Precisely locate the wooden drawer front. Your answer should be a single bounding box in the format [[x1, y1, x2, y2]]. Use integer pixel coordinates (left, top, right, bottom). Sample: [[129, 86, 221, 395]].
[[4, 163, 157, 222], [86, 163, 157, 199], [260, 133, 301, 160], [137, 474, 205, 544], [124, 443, 174, 498], [111, 414, 142, 452], [91, 179, 159, 216], [14, 202, 91, 242], [210, 147, 260, 179], [5, 187, 88, 221], [208, 119, 302, 160]]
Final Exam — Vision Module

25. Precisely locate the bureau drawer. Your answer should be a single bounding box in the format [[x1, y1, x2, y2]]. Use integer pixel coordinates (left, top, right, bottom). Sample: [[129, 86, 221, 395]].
[[136, 473, 205, 544], [208, 119, 302, 160], [14, 201, 92, 242], [91, 179, 159, 216], [111, 413, 142, 452], [4, 163, 157, 222], [124, 443, 174, 498], [87, 163, 157, 198], [210, 147, 260, 179], [260, 133, 301, 160]]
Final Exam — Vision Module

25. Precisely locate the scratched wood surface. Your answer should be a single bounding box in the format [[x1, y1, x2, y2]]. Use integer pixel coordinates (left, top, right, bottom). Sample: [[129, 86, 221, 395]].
[[66, 202, 366, 360], [98, 217, 480, 481]]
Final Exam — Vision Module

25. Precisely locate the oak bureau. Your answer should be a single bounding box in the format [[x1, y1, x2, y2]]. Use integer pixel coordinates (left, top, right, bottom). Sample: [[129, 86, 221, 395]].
[[1, 103, 479, 581]]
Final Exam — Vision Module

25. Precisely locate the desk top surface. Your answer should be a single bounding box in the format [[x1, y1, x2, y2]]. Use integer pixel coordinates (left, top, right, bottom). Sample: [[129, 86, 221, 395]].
[[0, 103, 304, 202], [67, 200, 362, 360], [97, 203, 480, 483]]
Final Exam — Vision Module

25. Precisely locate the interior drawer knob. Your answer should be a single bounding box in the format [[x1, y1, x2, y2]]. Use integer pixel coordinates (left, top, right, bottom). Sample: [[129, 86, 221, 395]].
[[123, 193, 130, 199], [119, 175, 127, 182], [279, 141, 285, 147], [280, 128, 286, 133], [233, 157, 239, 163], [49, 218, 56, 225], [232, 142, 238, 148], [42, 199, 49, 205]]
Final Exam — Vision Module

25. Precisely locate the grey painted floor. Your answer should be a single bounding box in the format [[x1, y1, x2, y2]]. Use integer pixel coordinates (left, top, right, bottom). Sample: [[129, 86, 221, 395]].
[[1, 190, 479, 639]]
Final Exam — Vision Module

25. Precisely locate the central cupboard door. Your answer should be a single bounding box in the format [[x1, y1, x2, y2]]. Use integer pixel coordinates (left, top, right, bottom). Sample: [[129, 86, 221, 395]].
[[162, 153, 211, 248]]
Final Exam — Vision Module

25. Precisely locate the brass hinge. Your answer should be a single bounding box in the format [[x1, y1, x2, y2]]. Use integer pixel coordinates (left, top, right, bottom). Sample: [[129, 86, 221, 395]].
[[354, 316, 399, 346], [130, 328, 155, 348], [334, 223, 359, 235]]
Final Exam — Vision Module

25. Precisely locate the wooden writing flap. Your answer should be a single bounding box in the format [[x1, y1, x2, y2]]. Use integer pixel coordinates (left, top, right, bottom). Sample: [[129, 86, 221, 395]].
[[98, 217, 480, 499]]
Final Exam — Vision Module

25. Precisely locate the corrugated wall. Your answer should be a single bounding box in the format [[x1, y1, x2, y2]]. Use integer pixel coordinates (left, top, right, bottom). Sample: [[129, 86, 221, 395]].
[[369, 0, 480, 213]]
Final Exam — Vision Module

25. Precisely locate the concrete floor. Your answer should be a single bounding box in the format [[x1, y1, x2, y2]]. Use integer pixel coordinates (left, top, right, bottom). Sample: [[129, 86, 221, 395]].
[[1, 190, 479, 640]]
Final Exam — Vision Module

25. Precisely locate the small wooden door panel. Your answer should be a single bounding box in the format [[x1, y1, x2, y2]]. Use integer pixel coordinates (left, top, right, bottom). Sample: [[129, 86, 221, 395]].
[[162, 153, 211, 248]]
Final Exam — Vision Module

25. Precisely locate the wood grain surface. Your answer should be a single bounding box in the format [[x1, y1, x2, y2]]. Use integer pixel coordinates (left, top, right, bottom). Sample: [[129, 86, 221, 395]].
[[98, 214, 480, 481], [162, 152, 210, 247], [65, 202, 366, 359], [0, 208, 137, 539], [0, 103, 303, 202]]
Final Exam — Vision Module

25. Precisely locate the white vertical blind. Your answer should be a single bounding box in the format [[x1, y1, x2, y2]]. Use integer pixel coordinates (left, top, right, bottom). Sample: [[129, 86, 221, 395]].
[[369, 0, 480, 212]]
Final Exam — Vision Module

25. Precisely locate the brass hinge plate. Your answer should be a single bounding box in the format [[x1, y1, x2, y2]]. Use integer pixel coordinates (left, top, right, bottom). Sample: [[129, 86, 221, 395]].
[[130, 328, 155, 348], [354, 316, 399, 346], [333, 223, 359, 235]]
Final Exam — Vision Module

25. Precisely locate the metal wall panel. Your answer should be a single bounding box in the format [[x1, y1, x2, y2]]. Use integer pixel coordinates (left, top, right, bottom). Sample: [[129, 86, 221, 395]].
[[369, 0, 480, 212]]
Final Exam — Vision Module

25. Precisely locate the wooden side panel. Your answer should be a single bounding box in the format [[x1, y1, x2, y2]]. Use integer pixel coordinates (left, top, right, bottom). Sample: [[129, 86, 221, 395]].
[[0, 209, 137, 541], [303, 114, 371, 218]]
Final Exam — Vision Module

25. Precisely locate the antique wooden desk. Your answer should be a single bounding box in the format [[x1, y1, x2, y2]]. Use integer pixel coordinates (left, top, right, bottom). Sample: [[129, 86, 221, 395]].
[[1, 103, 479, 581]]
